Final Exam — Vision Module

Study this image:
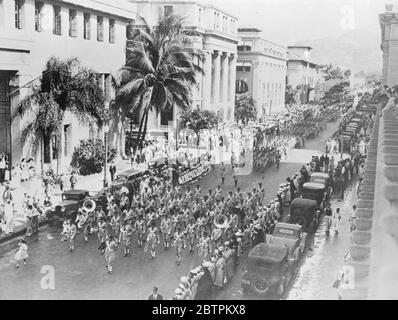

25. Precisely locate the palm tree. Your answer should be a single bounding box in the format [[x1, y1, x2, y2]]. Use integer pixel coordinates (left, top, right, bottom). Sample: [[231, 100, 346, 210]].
[[114, 14, 203, 155], [19, 57, 105, 170]]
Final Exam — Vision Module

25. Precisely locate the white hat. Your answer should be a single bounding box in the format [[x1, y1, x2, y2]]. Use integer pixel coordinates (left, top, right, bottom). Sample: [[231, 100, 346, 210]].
[[214, 249, 219, 255], [179, 283, 185, 290], [224, 241, 230, 246], [180, 276, 189, 283], [218, 246, 224, 252], [175, 288, 183, 294]]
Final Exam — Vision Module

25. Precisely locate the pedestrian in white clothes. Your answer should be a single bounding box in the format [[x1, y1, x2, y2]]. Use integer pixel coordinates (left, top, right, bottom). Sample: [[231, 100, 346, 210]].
[[15, 238, 28, 267], [4, 200, 14, 235], [333, 208, 342, 234]]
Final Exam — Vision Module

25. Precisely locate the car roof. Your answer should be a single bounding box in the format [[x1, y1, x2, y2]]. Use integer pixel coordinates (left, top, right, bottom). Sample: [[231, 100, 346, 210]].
[[275, 222, 302, 231], [116, 169, 144, 177], [248, 242, 288, 264], [303, 182, 325, 190], [291, 198, 318, 207], [63, 190, 89, 195], [311, 173, 329, 179]]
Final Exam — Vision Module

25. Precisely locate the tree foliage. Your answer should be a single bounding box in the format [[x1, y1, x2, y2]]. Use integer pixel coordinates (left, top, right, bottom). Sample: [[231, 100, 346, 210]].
[[19, 57, 105, 165], [234, 93, 257, 124], [179, 108, 218, 144], [71, 139, 117, 176], [114, 14, 203, 153], [320, 81, 350, 107]]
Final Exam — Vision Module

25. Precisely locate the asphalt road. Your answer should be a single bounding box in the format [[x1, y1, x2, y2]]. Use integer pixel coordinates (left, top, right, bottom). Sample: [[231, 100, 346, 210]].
[[0, 120, 341, 300]]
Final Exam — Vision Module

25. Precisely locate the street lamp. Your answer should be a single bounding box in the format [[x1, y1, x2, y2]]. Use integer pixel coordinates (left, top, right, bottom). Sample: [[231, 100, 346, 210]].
[[103, 124, 110, 188]]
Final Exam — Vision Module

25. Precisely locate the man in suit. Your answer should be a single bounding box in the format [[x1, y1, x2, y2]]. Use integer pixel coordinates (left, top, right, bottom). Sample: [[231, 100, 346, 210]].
[[148, 286, 163, 300]]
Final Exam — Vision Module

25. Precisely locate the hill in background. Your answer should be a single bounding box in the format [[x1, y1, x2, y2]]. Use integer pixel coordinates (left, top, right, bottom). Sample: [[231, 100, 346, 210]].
[[296, 29, 382, 75]]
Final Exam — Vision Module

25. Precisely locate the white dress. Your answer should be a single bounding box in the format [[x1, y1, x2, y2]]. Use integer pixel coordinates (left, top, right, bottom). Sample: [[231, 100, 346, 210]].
[[15, 243, 28, 261]]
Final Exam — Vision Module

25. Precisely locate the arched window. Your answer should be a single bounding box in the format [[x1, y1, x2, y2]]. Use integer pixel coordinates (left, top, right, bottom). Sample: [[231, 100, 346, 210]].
[[235, 80, 249, 94]]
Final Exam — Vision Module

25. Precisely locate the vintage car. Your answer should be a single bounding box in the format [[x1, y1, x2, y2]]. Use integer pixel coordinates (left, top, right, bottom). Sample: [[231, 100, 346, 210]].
[[109, 169, 148, 192], [241, 243, 292, 297], [310, 173, 332, 197], [148, 156, 167, 170], [288, 198, 320, 233], [301, 182, 328, 208], [48, 189, 105, 222], [265, 222, 308, 265]]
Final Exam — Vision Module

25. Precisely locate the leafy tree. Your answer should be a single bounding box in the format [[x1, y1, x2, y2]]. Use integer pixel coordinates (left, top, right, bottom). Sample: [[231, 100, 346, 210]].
[[320, 64, 344, 81], [179, 108, 218, 146], [71, 139, 117, 176], [234, 93, 257, 125], [19, 57, 104, 168], [114, 14, 203, 155], [320, 81, 350, 107]]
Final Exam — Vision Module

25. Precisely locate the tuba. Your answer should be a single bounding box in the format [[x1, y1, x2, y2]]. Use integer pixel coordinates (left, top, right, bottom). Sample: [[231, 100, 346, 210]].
[[83, 199, 96, 213], [214, 214, 229, 229]]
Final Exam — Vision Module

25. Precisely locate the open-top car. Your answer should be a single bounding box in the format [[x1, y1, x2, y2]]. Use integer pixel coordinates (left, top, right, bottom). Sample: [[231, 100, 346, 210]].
[[241, 242, 291, 297], [48, 189, 105, 222], [289, 198, 320, 233]]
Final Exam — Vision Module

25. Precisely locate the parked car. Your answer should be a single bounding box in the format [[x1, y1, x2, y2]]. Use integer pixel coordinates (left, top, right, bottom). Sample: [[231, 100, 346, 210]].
[[265, 222, 308, 265], [241, 243, 291, 297], [310, 173, 332, 197], [48, 189, 105, 222], [301, 182, 328, 208], [288, 198, 320, 233], [110, 169, 148, 193]]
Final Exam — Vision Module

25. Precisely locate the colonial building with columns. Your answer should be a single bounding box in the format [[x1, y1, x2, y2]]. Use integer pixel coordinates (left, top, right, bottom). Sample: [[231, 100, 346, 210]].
[[286, 45, 319, 104], [0, 0, 136, 172], [380, 3, 398, 86], [130, 0, 238, 134], [235, 27, 287, 118]]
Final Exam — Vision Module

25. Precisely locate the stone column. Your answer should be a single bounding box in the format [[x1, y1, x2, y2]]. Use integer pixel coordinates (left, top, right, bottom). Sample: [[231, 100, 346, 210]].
[[228, 54, 236, 122], [221, 52, 229, 119], [212, 51, 221, 112], [202, 50, 212, 110]]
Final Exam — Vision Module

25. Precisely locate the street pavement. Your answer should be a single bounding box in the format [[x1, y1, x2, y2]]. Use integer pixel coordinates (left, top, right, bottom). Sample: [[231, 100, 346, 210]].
[[0, 119, 344, 300]]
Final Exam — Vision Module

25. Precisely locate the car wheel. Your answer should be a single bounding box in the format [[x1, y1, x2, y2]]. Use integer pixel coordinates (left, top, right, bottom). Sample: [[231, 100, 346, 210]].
[[252, 277, 269, 295]]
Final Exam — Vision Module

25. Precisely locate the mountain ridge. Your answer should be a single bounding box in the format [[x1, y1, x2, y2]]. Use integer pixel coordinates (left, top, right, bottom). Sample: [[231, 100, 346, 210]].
[[295, 29, 382, 74]]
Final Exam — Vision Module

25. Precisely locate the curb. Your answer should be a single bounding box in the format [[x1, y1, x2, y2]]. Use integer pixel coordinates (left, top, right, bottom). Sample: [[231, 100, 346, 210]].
[[0, 219, 49, 245]]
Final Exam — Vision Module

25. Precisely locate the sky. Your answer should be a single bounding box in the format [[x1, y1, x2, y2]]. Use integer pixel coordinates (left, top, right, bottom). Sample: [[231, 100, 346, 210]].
[[207, 0, 388, 45]]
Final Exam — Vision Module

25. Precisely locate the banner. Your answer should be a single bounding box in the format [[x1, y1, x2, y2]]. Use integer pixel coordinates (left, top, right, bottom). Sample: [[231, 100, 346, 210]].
[[178, 162, 210, 185]]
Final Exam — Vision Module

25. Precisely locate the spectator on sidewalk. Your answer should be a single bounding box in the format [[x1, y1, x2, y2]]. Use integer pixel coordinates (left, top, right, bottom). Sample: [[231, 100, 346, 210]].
[[220, 162, 226, 185], [109, 162, 116, 182], [232, 165, 239, 188], [349, 205, 357, 232], [70, 172, 77, 190], [2, 185, 13, 203], [0, 154, 6, 184], [26, 204, 40, 236], [332, 208, 342, 235], [3, 199, 14, 235]]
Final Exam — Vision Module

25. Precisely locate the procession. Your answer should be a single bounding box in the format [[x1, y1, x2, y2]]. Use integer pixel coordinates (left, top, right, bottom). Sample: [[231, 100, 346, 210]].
[[1, 0, 395, 302]]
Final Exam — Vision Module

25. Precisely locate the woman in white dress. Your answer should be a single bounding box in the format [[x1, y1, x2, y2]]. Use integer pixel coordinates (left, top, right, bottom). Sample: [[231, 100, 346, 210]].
[[10, 166, 20, 190], [4, 200, 14, 235], [15, 238, 28, 267]]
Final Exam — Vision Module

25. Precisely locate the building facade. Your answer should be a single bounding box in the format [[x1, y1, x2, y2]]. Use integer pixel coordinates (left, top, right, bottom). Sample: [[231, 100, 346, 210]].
[[380, 3, 398, 86], [130, 0, 238, 133], [286, 46, 319, 104], [235, 27, 287, 117], [0, 0, 136, 171]]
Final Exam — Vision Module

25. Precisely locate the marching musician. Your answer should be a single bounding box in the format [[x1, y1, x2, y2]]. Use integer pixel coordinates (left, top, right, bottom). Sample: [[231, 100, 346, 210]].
[[160, 214, 172, 250], [173, 227, 185, 265], [185, 219, 197, 254], [119, 220, 133, 256], [104, 235, 118, 274], [66, 218, 77, 252], [134, 215, 145, 248], [146, 221, 159, 259]]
